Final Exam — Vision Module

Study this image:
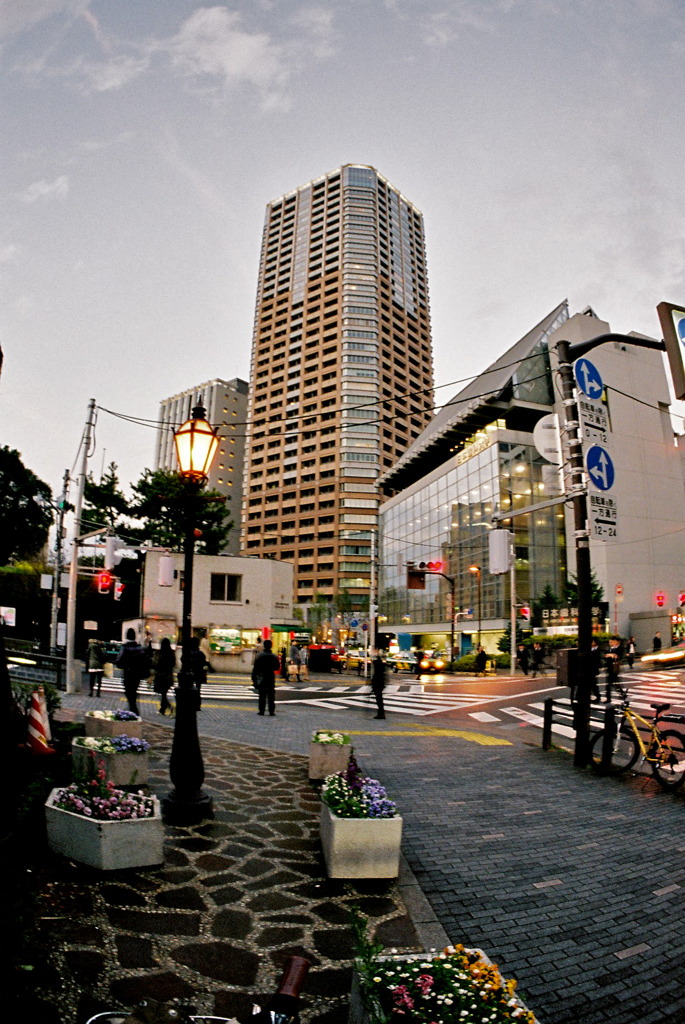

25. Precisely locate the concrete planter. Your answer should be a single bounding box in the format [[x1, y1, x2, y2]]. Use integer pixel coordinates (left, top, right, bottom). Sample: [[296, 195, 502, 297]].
[[320, 803, 402, 878], [308, 741, 352, 781], [45, 789, 164, 871], [72, 740, 149, 787], [85, 714, 142, 739]]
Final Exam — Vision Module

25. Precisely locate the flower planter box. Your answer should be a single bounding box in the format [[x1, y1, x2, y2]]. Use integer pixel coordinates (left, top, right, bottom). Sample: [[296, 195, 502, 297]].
[[45, 789, 164, 871], [85, 714, 142, 739], [309, 740, 352, 781], [349, 951, 538, 1024], [72, 740, 149, 787], [320, 803, 402, 878]]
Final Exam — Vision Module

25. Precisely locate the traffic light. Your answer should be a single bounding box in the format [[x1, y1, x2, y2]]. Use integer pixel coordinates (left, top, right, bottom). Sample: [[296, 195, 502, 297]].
[[520, 606, 531, 620], [418, 560, 444, 573], [97, 571, 113, 594], [104, 536, 124, 570], [113, 581, 125, 601], [678, 592, 685, 607], [656, 592, 666, 608]]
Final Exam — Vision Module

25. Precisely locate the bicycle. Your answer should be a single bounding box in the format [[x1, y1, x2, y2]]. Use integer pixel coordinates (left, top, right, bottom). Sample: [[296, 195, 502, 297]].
[[590, 684, 685, 791]]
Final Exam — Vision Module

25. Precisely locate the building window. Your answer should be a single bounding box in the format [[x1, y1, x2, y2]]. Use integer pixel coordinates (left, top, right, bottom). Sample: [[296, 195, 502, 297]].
[[210, 574, 242, 602]]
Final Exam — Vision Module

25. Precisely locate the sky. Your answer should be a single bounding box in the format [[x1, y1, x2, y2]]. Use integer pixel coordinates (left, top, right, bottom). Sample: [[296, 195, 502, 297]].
[[2, 0, 685, 504]]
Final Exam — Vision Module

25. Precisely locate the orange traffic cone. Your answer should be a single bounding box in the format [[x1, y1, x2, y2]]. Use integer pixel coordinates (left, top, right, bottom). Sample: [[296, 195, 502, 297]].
[[27, 686, 54, 755]]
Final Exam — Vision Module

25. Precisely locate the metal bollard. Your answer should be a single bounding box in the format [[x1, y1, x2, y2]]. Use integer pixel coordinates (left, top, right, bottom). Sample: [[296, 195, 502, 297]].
[[542, 697, 553, 750], [600, 702, 617, 772]]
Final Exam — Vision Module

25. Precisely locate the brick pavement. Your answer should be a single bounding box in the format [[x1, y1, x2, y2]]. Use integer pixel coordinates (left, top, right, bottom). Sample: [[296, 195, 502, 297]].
[[53, 682, 685, 1024]]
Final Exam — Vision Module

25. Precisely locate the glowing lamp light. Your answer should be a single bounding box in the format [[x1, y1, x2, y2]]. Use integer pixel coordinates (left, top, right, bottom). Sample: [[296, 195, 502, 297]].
[[174, 405, 220, 481], [655, 592, 666, 608]]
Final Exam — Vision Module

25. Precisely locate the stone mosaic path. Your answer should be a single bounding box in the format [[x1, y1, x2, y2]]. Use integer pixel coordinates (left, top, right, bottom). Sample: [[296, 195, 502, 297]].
[[30, 720, 421, 1024]]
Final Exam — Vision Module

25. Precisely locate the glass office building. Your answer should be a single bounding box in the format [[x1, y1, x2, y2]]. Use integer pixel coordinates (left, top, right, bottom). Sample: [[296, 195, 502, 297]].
[[378, 302, 570, 652]]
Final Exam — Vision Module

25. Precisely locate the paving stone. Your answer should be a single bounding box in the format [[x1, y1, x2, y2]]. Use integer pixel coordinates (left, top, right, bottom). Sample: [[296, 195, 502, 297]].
[[195, 852, 237, 871], [247, 891, 303, 912], [115, 934, 157, 968], [171, 941, 260, 983], [312, 927, 355, 959], [207, 884, 245, 906], [211, 908, 253, 939], [109, 970, 196, 1004], [154, 886, 207, 911], [64, 949, 107, 984], [106, 908, 201, 936]]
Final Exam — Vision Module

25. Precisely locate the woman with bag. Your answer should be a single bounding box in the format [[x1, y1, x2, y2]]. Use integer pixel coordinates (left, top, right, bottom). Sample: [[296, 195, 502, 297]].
[[153, 637, 176, 716]]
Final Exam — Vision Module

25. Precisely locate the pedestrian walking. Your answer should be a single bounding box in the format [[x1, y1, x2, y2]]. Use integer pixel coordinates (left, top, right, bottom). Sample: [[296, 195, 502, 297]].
[[516, 643, 529, 676], [252, 638, 280, 716], [653, 631, 662, 653], [189, 636, 209, 708], [626, 636, 637, 670], [474, 645, 487, 677], [289, 642, 302, 682], [115, 628, 150, 716], [280, 647, 287, 679], [371, 652, 386, 719], [153, 637, 176, 715], [86, 639, 105, 697], [605, 637, 622, 702], [531, 642, 546, 677]]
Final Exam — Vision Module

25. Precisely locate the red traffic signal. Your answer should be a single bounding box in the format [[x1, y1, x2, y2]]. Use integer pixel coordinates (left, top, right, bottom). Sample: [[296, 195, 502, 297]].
[[418, 560, 444, 573], [656, 592, 666, 608], [520, 606, 531, 620], [679, 593, 685, 607], [97, 571, 113, 594]]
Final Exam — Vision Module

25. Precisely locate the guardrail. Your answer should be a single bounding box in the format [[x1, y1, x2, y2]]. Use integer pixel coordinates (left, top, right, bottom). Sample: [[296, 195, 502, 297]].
[[7, 648, 68, 690]]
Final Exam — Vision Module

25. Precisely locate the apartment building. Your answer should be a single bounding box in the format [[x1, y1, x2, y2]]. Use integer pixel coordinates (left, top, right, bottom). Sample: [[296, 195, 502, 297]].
[[241, 164, 434, 608]]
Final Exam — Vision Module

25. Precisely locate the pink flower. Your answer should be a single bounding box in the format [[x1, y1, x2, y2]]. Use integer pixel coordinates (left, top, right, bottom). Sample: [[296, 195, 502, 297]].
[[416, 974, 434, 994], [391, 986, 414, 1010]]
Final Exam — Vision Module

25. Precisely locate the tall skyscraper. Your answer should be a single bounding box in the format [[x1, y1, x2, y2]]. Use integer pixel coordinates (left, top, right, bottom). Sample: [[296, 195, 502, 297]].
[[241, 164, 434, 609], [155, 377, 248, 555]]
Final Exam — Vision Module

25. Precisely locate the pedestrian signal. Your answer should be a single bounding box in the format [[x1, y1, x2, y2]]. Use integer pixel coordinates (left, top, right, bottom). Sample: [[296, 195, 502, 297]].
[[97, 571, 113, 594], [520, 606, 531, 620]]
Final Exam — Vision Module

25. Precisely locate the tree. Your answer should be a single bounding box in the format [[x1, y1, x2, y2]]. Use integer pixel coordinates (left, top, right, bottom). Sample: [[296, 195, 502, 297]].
[[130, 468, 233, 554], [0, 447, 53, 566], [83, 462, 129, 532], [565, 571, 604, 605]]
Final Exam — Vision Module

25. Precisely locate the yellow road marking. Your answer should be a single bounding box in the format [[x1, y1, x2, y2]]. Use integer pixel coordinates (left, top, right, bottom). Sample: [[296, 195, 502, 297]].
[[346, 729, 511, 746]]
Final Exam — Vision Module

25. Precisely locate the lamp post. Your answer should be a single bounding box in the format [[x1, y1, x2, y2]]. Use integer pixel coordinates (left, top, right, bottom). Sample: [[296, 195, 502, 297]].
[[162, 404, 219, 826], [469, 564, 482, 649]]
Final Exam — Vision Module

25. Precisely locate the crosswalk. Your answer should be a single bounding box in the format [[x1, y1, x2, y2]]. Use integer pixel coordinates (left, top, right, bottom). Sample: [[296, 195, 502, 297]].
[[97, 670, 685, 728], [472, 670, 685, 738]]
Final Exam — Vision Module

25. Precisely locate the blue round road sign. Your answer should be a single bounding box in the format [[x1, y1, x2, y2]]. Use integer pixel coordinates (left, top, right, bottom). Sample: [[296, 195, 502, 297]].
[[573, 357, 604, 400], [585, 444, 615, 491]]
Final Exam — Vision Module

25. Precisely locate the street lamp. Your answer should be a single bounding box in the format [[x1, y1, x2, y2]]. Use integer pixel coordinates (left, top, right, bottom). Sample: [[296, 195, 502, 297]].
[[162, 405, 219, 826], [469, 564, 482, 649]]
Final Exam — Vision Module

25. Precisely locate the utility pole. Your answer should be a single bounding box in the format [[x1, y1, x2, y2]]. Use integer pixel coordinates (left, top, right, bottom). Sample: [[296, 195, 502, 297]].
[[66, 399, 97, 693], [49, 469, 71, 654], [555, 333, 665, 766]]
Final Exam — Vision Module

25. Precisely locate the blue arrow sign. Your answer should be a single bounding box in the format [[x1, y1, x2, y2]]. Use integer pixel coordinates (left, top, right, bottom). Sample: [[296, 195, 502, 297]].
[[585, 444, 615, 491], [349, 618, 359, 628], [573, 357, 604, 401]]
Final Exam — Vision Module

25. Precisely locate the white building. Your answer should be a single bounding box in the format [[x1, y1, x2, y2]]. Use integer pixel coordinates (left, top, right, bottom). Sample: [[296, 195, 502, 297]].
[[378, 303, 685, 655], [140, 550, 298, 672], [154, 378, 248, 555]]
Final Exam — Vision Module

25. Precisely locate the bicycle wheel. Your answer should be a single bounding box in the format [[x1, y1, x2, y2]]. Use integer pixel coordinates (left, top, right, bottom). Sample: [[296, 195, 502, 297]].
[[651, 730, 685, 791], [590, 728, 639, 773]]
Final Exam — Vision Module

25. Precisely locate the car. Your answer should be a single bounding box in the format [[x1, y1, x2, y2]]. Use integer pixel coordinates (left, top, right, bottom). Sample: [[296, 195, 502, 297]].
[[640, 642, 685, 668], [417, 651, 450, 674], [386, 653, 414, 673]]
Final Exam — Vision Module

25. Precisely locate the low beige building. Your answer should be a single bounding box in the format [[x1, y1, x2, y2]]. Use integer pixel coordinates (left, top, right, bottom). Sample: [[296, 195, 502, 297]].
[[139, 549, 298, 672]]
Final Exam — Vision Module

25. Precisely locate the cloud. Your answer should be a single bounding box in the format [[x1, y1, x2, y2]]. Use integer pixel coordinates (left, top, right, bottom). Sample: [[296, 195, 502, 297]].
[[0, 0, 88, 40], [161, 6, 291, 108], [20, 175, 69, 203]]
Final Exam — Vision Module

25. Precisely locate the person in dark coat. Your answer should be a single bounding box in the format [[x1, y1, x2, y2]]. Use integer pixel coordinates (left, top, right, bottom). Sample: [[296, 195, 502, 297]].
[[189, 636, 209, 708], [475, 645, 487, 677], [371, 653, 386, 719], [531, 643, 546, 677], [87, 639, 106, 697], [516, 644, 529, 676], [153, 637, 176, 715], [115, 628, 149, 715], [605, 638, 622, 703], [252, 638, 280, 715], [590, 639, 602, 701], [653, 632, 662, 653], [280, 648, 287, 679], [626, 636, 637, 670]]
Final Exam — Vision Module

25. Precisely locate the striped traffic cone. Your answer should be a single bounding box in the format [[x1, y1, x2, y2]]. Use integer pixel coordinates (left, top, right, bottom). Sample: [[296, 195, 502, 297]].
[[27, 686, 54, 755]]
